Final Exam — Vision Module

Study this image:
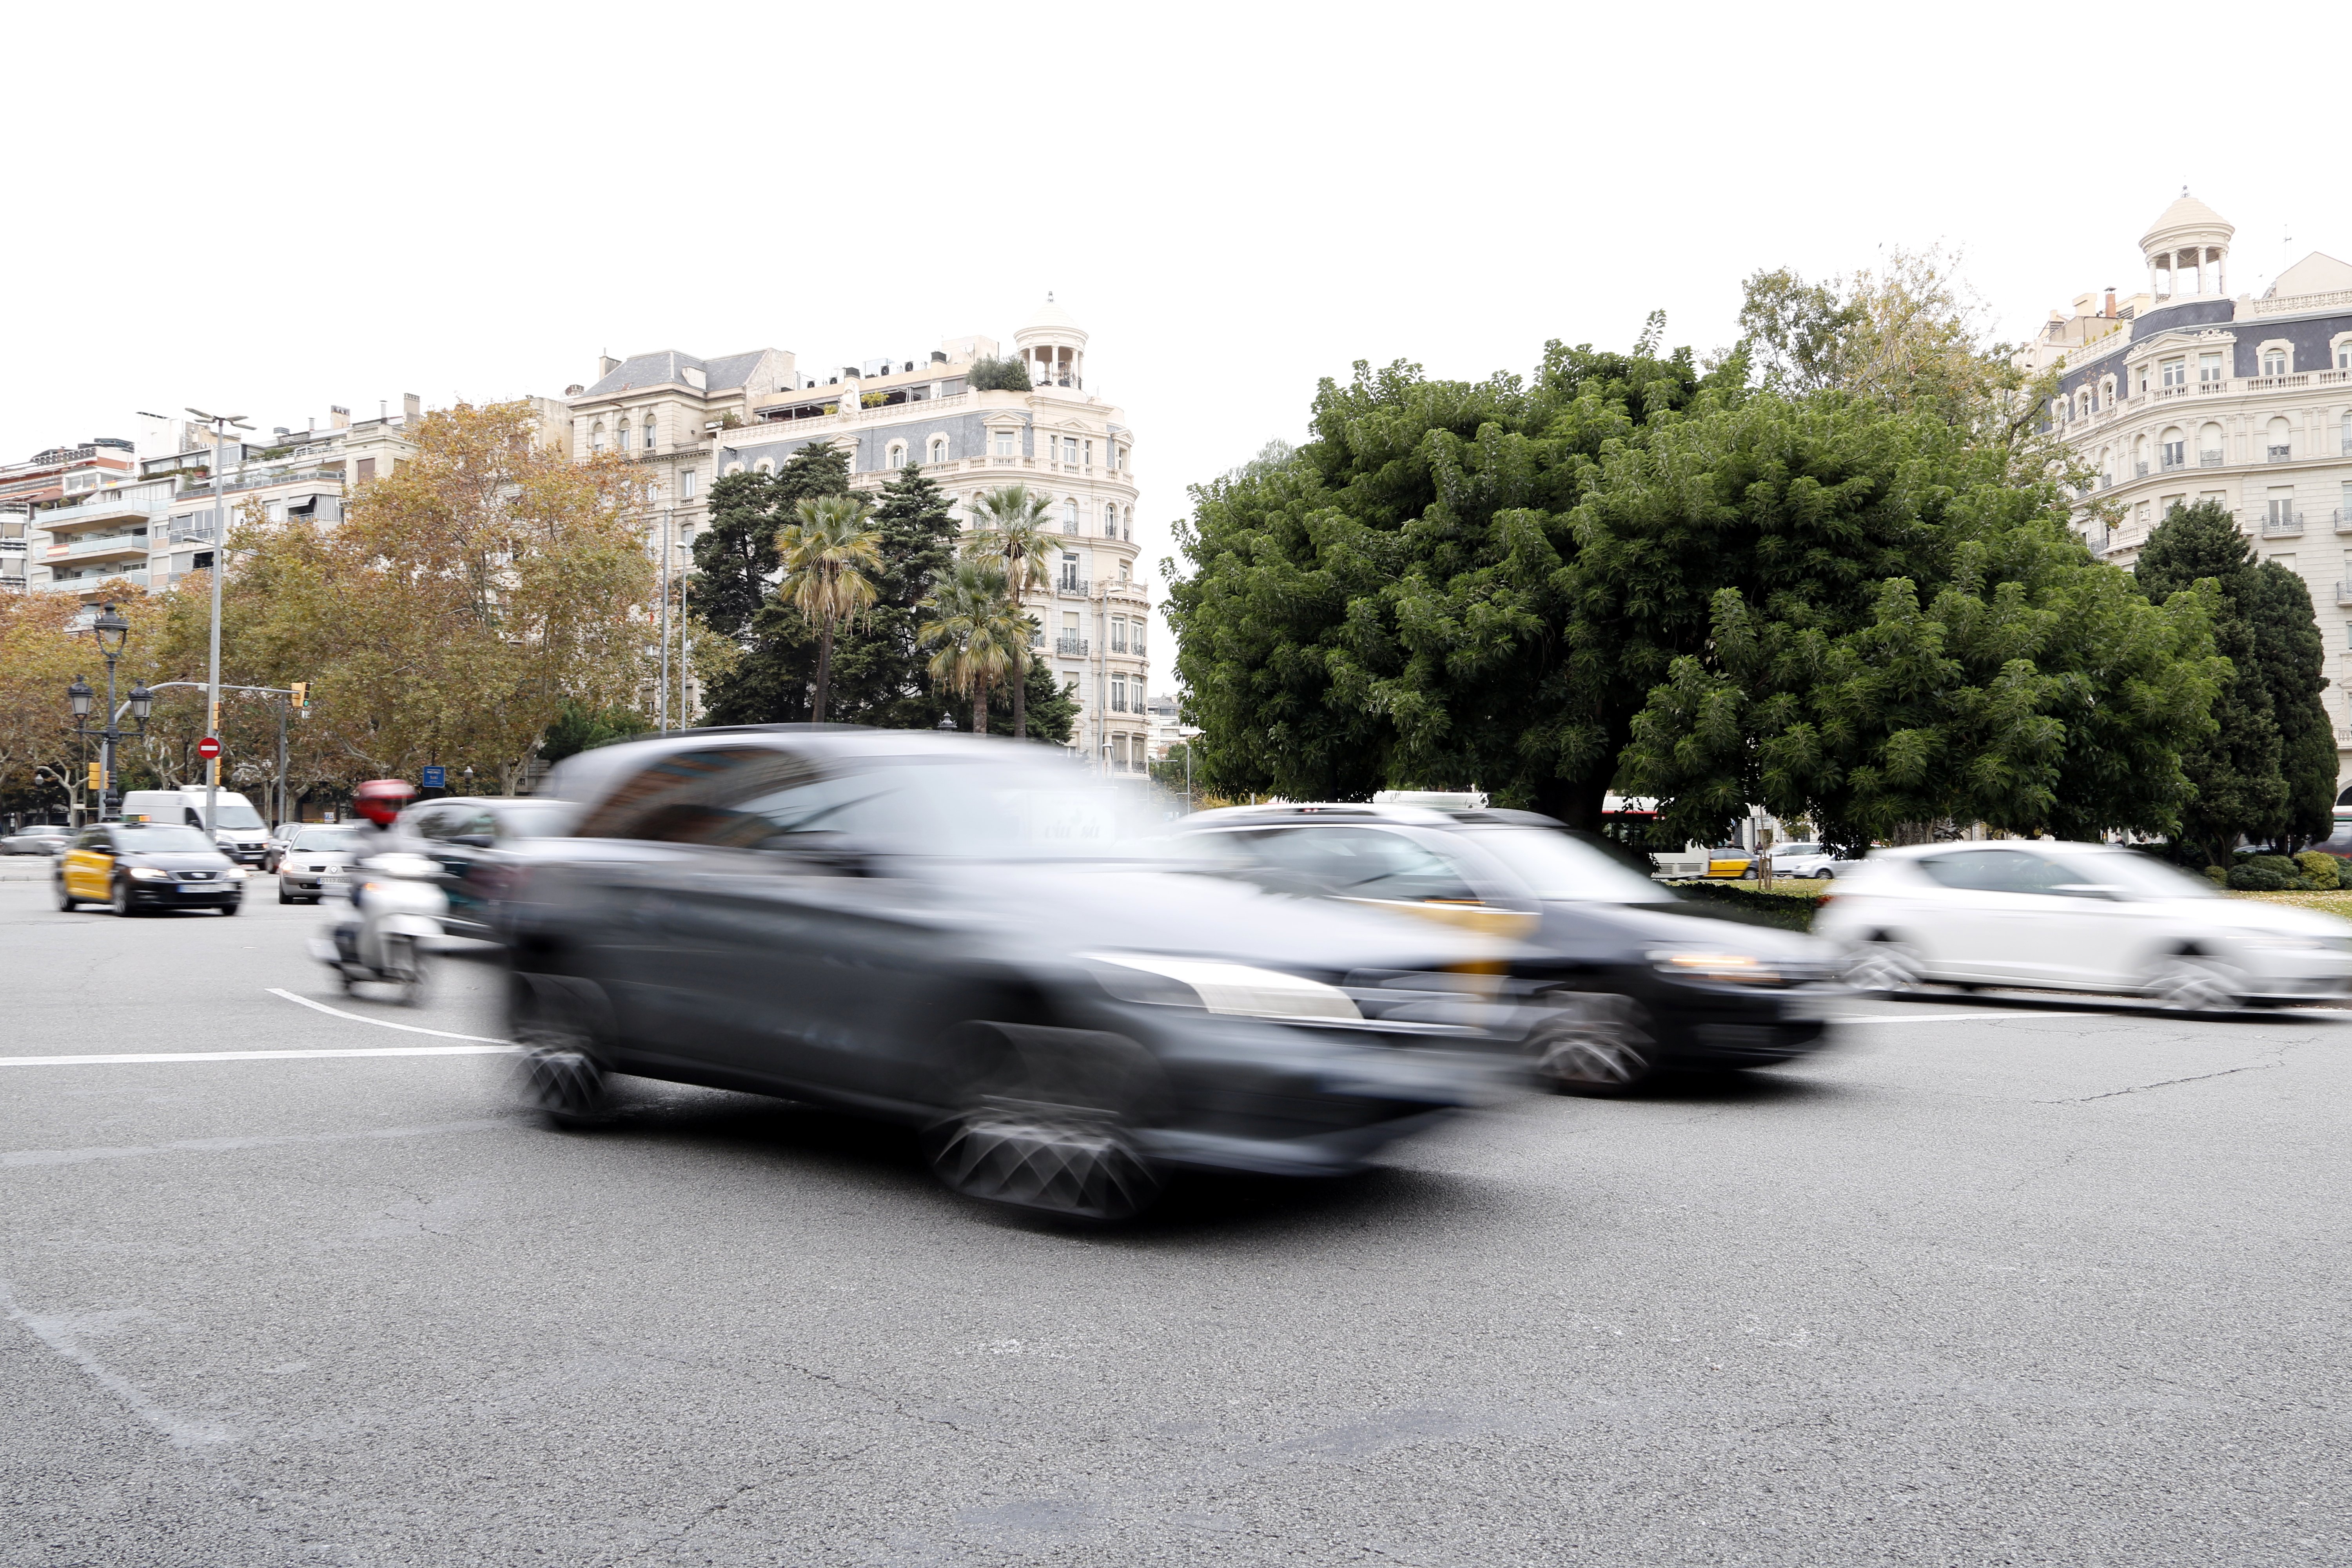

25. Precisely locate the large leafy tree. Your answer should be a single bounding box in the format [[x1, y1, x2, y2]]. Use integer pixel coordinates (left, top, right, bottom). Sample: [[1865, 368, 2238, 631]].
[[2133, 501, 2332, 860], [776, 495, 882, 722], [966, 484, 1056, 737]]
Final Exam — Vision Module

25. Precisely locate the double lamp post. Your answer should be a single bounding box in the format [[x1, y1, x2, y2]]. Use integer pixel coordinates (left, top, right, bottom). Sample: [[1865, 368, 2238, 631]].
[[65, 603, 153, 823]]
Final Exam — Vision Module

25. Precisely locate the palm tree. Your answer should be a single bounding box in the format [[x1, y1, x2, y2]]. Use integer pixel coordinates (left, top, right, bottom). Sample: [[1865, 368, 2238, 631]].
[[965, 485, 1056, 738], [918, 559, 1025, 734], [776, 494, 883, 722]]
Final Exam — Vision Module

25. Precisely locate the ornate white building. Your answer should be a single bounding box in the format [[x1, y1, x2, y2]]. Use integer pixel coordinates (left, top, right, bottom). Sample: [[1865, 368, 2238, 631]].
[[615, 298, 1151, 773], [2034, 192, 2352, 783]]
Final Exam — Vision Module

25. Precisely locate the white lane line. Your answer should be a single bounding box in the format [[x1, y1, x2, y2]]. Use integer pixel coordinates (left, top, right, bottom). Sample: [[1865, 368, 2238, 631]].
[[0, 990, 512, 1067], [0, 1276, 235, 1448], [263, 987, 511, 1044], [1839, 1011, 2085, 1024]]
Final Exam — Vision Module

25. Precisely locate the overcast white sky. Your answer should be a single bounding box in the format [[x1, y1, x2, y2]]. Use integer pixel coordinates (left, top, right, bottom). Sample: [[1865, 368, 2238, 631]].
[[11, 1, 2350, 682]]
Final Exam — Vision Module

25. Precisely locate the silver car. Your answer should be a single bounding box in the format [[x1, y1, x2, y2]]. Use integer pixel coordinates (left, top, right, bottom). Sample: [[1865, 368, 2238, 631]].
[[2, 825, 71, 857], [1816, 840, 2352, 1009], [275, 826, 364, 904]]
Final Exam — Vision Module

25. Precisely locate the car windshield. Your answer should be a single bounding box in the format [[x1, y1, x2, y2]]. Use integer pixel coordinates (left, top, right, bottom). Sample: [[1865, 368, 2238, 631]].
[[497, 801, 575, 838], [113, 826, 217, 853], [2056, 853, 2221, 900], [293, 828, 359, 851], [1472, 827, 1672, 903], [211, 800, 266, 830]]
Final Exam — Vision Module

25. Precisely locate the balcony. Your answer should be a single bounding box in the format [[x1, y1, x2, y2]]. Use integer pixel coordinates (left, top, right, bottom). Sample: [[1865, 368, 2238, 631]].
[[2261, 512, 2303, 539], [2335, 580, 2352, 607], [39, 566, 148, 595], [2200, 451, 2224, 466], [2336, 510, 2352, 535], [47, 532, 151, 563], [2135, 461, 2151, 477], [35, 493, 167, 532], [1056, 576, 1090, 597], [2269, 446, 2294, 462], [1055, 637, 1089, 657]]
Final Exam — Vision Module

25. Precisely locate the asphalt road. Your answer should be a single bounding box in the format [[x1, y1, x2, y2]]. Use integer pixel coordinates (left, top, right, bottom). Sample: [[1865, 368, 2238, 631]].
[[5, 877, 2351, 1567]]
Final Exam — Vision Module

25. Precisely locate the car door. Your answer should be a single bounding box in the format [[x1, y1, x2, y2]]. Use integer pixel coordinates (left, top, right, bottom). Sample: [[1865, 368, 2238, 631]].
[[1914, 848, 2103, 985], [64, 828, 114, 899]]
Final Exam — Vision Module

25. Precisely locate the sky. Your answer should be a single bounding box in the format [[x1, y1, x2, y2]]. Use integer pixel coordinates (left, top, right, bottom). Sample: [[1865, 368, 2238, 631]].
[[10, 0, 2351, 681]]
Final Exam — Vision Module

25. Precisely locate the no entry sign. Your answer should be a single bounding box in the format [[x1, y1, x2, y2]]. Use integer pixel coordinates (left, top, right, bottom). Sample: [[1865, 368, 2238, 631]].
[[196, 736, 222, 760]]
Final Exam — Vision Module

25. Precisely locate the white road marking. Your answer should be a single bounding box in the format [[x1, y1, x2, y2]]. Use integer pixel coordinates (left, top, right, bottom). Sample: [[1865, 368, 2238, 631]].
[[0, 1276, 235, 1448], [1839, 1011, 2084, 1024], [263, 987, 511, 1044], [0, 991, 512, 1066]]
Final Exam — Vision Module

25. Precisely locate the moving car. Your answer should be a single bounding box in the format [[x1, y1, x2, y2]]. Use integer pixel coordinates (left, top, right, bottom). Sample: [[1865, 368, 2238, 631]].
[[55, 822, 247, 916], [1767, 842, 1857, 880], [1179, 803, 1843, 1093], [2, 824, 70, 856], [394, 795, 578, 937], [499, 728, 1508, 1222], [118, 788, 273, 865], [1704, 847, 1755, 879], [1816, 840, 2352, 1009], [276, 825, 365, 904]]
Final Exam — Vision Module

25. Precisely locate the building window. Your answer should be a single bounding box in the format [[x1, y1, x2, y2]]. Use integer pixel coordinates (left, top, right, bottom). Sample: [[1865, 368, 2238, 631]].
[[2160, 358, 2186, 389], [2263, 349, 2289, 378], [1111, 675, 1128, 713], [992, 428, 1016, 457], [886, 441, 907, 470], [2200, 423, 2225, 466], [2199, 352, 2224, 384], [2161, 428, 2185, 470], [2268, 417, 2292, 461], [589, 425, 605, 452], [1083, 439, 1094, 467], [1103, 502, 1119, 539], [2269, 488, 2296, 529], [1060, 552, 1080, 590], [928, 436, 948, 464], [356, 457, 377, 482], [618, 423, 631, 452], [2339, 341, 2352, 369], [1110, 615, 1126, 652], [1063, 498, 1079, 534], [754, 459, 773, 474], [1117, 561, 1129, 583], [1060, 436, 1078, 465], [1114, 444, 1126, 470], [682, 469, 697, 500], [644, 417, 657, 450]]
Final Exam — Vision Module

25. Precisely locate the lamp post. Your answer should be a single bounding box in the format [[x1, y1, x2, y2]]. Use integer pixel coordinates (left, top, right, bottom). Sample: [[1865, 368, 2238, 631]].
[[185, 406, 251, 835], [68, 602, 151, 822]]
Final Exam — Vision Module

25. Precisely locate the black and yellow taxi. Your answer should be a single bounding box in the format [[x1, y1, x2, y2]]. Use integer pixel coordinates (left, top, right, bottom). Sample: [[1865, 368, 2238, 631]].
[[56, 821, 248, 917]]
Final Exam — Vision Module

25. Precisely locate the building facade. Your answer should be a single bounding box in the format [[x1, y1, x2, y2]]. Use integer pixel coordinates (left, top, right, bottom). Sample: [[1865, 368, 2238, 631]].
[[599, 299, 1152, 772], [2034, 193, 2352, 783]]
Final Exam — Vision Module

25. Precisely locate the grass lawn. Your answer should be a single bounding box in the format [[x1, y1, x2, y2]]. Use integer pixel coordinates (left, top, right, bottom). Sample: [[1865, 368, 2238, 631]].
[[2227, 888, 2352, 914]]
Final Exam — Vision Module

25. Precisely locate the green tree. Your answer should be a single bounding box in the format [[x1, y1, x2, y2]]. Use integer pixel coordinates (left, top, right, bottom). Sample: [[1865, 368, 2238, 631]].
[[690, 470, 781, 642], [775, 495, 882, 722], [966, 355, 1032, 393], [825, 463, 965, 727], [2133, 501, 2332, 858], [696, 441, 853, 724], [920, 559, 1023, 733], [539, 699, 652, 764], [966, 484, 1056, 737]]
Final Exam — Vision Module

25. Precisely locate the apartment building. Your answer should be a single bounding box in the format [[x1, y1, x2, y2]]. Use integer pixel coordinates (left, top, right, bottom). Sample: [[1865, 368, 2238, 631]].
[[2034, 192, 2352, 777], [1, 440, 139, 591], [706, 298, 1149, 772]]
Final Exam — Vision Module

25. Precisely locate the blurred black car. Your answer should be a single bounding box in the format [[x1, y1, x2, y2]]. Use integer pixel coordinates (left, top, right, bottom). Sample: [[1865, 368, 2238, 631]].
[[55, 822, 246, 916], [498, 728, 1510, 1221], [1180, 804, 1842, 1094], [394, 796, 578, 938]]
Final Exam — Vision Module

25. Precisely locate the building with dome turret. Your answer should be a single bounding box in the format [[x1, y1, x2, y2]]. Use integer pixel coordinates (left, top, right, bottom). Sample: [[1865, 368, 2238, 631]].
[[2032, 192, 2352, 785], [640, 298, 1151, 772]]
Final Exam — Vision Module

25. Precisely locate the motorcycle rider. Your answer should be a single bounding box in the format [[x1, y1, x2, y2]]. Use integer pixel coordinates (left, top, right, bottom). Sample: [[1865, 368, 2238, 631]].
[[332, 779, 416, 965]]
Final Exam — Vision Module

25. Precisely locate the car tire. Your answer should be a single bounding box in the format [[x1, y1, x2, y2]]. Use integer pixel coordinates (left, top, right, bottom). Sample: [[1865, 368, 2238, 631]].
[[924, 1022, 1169, 1223], [1815, 866, 1835, 881], [1525, 992, 1660, 1096], [55, 879, 77, 912], [1847, 939, 1925, 996], [222, 899, 242, 917], [511, 973, 618, 1129], [278, 882, 292, 905], [111, 877, 140, 918], [2146, 954, 2239, 1014]]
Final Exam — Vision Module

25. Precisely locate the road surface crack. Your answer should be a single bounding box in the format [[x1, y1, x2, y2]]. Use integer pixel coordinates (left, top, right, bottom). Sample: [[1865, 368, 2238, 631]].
[[2041, 1045, 2291, 1104]]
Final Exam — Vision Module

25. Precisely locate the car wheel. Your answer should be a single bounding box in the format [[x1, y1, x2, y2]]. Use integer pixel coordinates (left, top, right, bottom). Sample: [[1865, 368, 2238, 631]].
[[55, 878, 77, 912], [221, 898, 242, 917], [1525, 992, 1659, 1096], [2146, 955, 2238, 1014], [1847, 939, 1925, 996], [925, 1022, 1169, 1223], [110, 878, 140, 918], [510, 973, 617, 1129], [278, 882, 293, 905], [1815, 866, 1835, 881]]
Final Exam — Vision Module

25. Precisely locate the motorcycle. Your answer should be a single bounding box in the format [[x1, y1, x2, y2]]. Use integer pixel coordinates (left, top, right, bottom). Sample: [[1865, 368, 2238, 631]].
[[308, 851, 448, 1005]]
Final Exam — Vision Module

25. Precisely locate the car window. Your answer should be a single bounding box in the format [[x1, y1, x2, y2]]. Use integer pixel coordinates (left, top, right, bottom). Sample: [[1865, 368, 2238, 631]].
[[408, 807, 463, 842], [494, 801, 575, 839], [579, 747, 822, 846], [75, 828, 110, 852], [1230, 827, 1482, 903], [1462, 827, 1666, 903], [293, 828, 359, 851], [1918, 849, 2079, 894]]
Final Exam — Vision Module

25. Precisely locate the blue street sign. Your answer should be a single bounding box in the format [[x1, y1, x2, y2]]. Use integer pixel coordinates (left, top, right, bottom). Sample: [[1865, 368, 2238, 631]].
[[420, 766, 446, 789]]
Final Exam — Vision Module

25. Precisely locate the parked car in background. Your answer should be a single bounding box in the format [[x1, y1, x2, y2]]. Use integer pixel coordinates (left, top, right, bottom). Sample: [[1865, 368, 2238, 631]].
[[1816, 840, 2352, 1010], [54, 822, 247, 916], [2, 824, 71, 857], [275, 825, 365, 904], [499, 731, 1509, 1221], [1180, 803, 1843, 1094], [1767, 842, 1858, 879], [393, 796, 579, 938]]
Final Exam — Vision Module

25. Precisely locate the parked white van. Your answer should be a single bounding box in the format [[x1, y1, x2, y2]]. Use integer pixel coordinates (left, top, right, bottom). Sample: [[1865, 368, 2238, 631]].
[[119, 789, 273, 864]]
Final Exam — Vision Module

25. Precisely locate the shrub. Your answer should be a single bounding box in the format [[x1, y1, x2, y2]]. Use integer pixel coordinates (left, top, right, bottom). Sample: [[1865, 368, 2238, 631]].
[[2296, 850, 2343, 890], [2203, 864, 2229, 886], [2227, 855, 2309, 891], [966, 356, 1032, 393]]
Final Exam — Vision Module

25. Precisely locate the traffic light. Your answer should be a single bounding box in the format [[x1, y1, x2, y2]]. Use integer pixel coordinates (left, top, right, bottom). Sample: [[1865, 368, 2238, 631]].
[[87, 761, 103, 792], [290, 681, 309, 711]]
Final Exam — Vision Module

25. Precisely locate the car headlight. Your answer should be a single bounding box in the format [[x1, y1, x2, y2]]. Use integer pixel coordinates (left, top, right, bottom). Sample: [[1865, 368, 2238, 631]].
[[1084, 953, 1362, 1020], [1650, 947, 1782, 984], [225, 867, 249, 880], [127, 866, 168, 882]]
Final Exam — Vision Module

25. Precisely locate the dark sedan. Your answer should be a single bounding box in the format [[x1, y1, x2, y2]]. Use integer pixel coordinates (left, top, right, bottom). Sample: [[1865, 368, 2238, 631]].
[[1180, 804, 1842, 1093], [56, 823, 247, 916], [499, 728, 1510, 1221]]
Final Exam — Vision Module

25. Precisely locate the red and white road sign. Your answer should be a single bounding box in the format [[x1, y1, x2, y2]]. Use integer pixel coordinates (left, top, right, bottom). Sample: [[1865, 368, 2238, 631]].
[[196, 736, 222, 760]]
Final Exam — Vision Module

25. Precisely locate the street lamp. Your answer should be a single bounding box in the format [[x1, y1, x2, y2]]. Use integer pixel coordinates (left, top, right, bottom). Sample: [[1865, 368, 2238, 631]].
[[185, 405, 251, 835], [67, 603, 149, 822]]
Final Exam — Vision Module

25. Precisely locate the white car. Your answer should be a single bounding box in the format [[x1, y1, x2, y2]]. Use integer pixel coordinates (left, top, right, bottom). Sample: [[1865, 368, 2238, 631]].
[[1815, 840, 2352, 1010], [1767, 842, 1857, 879], [276, 825, 365, 905]]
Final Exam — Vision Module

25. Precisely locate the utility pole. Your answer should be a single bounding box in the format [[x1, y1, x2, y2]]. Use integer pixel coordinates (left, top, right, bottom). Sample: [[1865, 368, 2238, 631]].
[[657, 505, 672, 733], [184, 407, 251, 835]]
